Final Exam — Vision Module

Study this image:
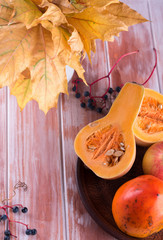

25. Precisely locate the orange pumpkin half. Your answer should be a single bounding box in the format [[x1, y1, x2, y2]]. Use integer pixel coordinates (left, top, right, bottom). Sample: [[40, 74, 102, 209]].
[[112, 175, 163, 238], [74, 83, 144, 179], [133, 88, 163, 146]]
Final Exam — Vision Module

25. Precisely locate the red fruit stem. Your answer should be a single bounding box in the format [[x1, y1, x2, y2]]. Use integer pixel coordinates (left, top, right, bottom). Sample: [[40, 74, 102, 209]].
[[108, 50, 139, 76], [73, 49, 157, 110], [9, 220, 29, 229], [10, 204, 24, 208], [88, 50, 139, 100], [0, 204, 24, 210], [142, 48, 157, 85], [2, 207, 17, 238], [0, 204, 29, 238]]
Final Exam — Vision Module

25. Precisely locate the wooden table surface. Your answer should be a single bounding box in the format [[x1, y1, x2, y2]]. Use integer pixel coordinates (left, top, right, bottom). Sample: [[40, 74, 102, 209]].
[[0, 0, 163, 239]]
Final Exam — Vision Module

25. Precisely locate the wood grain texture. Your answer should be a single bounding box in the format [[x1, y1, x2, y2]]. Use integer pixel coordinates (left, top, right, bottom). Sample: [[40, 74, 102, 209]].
[[0, 87, 7, 239], [61, 1, 163, 240], [107, 0, 160, 91], [61, 40, 114, 240], [7, 97, 65, 240], [0, 1, 162, 240], [148, 0, 163, 93]]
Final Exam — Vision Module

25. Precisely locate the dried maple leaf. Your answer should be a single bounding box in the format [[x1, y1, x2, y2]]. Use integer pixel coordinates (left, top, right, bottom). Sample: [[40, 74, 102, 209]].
[[66, 2, 147, 58], [70, 0, 119, 10], [31, 1, 68, 27], [0, 0, 14, 26], [9, 0, 42, 28], [52, 0, 78, 14], [29, 25, 68, 113], [0, 0, 148, 113], [10, 71, 32, 110], [104, 2, 149, 26], [66, 6, 127, 58], [0, 24, 36, 87]]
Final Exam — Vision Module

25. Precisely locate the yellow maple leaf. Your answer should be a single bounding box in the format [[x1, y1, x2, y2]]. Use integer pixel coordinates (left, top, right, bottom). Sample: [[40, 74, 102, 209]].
[[70, 0, 119, 10], [9, 0, 42, 28], [104, 2, 149, 26], [66, 6, 127, 58], [0, 24, 37, 87], [10, 70, 32, 110], [31, 1, 84, 52], [28, 23, 69, 113], [0, 0, 148, 113], [67, 52, 85, 81], [52, 0, 78, 14], [0, 0, 14, 26], [8, 21, 85, 113], [66, 2, 147, 58], [32, 1, 68, 27]]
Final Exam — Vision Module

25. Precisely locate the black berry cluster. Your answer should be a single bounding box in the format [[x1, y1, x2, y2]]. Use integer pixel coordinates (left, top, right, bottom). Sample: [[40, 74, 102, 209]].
[[71, 48, 157, 113], [72, 78, 121, 114], [25, 229, 37, 235], [0, 204, 37, 239]]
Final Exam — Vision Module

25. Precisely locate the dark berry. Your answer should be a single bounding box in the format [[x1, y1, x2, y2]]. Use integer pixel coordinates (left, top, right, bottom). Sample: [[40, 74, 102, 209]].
[[72, 86, 76, 91], [88, 98, 93, 103], [1, 215, 7, 221], [22, 207, 28, 213], [4, 230, 11, 236], [84, 91, 90, 97], [4, 236, 10, 240], [87, 102, 93, 108], [115, 86, 121, 92], [97, 107, 102, 113], [31, 229, 37, 235], [80, 102, 86, 108], [108, 87, 113, 94], [90, 105, 95, 110], [12, 206, 19, 213], [103, 95, 108, 100], [25, 229, 32, 235], [75, 93, 81, 98]]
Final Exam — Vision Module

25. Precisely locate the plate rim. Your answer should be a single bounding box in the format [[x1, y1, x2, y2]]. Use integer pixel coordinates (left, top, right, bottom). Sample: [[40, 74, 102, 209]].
[[76, 158, 135, 240]]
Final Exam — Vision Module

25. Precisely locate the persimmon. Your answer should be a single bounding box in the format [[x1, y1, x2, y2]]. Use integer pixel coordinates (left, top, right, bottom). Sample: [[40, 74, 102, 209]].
[[112, 175, 163, 238]]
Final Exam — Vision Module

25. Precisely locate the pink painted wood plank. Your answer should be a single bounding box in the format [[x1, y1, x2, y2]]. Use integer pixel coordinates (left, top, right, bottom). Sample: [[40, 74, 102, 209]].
[[107, 0, 160, 91], [61, 1, 162, 240], [7, 97, 65, 240], [0, 87, 7, 239], [148, 0, 163, 93], [61, 40, 115, 240]]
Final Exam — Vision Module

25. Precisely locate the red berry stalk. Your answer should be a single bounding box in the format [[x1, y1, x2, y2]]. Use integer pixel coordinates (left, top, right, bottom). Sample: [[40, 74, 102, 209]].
[[72, 48, 157, 112]]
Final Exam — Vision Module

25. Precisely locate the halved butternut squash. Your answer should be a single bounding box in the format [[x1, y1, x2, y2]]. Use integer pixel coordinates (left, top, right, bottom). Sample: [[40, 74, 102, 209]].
[[133, 88, 163, 146], [74, 83, 144, 179]]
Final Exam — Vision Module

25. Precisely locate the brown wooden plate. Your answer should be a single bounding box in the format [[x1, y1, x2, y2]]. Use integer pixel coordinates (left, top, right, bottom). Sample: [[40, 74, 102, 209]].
[[76, 145, 163, 240]]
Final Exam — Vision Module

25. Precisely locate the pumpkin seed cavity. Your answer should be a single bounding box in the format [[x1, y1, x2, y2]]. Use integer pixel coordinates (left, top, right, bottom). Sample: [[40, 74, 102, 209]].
[[86, 125, 125, 167], [137, 97, 163, 134]]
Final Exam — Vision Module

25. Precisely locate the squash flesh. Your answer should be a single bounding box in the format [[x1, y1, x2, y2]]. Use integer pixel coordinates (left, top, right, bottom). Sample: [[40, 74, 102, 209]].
[[74, 83, 144, 179], [137, 96, 163, 133], [86, 125, 125, 166], [133, 88, 163, 146]]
